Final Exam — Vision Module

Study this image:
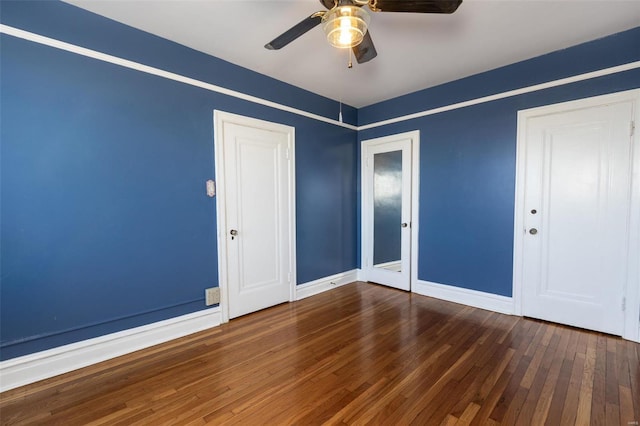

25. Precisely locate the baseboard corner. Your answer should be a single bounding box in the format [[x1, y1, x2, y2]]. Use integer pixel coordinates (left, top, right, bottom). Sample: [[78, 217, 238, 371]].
[[0, 307, 221, 393], [414, 280, 514, 315], [296, 269, 358, 300]]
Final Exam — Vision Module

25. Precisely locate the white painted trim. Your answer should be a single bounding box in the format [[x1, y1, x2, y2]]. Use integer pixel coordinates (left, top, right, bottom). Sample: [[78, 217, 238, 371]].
[[214, 111, 231, 324], [415, 280, 515, 315], [360, 131, 420, 292], [0, 24, 356, 131], [213, 110, 297, 323], [1, 25, 638, 133], [513, 89, 640, 342], [410, 132, 421, 294], [512, 100, 531, 318], [0, 307, 221, 393], [627, 92, 640, 343], [358, 61, 640, 130], [296, 270, 358, 300], [288, 131, 299, 304]]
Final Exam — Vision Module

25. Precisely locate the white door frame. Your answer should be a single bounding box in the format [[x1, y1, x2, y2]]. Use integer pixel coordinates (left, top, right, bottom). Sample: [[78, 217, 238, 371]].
[[513, 89, 640, 342], [214, 110, 297, 323], [361, 130, 420, 291]]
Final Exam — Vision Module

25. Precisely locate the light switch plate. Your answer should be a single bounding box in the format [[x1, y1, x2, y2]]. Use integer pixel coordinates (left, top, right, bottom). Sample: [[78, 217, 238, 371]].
[[206, 180, 215, 197]]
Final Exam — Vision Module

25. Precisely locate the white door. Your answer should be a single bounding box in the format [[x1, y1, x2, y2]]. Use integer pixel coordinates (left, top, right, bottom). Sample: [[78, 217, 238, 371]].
[[215, 112, 294, 320], [518, 98, 635, 335], [362, 134, 414, 291]]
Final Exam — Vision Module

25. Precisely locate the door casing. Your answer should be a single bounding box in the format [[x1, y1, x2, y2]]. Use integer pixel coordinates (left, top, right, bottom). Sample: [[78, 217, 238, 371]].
[[513, 89, 640, 342], [214, 110, 297, 323], [361, 130, 420, 291]]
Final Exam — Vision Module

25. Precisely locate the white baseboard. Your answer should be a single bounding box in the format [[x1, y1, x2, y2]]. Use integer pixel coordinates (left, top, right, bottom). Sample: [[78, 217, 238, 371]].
[[0, 278, 512, 393], [414, 280, 514, 315], [296, 269, 358, 300], [0, 307, 221, 393]]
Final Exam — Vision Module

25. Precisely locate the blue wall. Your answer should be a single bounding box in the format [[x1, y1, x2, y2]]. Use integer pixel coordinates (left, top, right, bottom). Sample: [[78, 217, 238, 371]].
[[1, 0, 638, 362], [359, 27, 640, 297], [0, 1, 358, 360]]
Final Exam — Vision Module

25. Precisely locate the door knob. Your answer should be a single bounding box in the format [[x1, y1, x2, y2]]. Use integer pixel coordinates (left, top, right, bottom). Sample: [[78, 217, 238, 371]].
[[529, 228, 538, 235], [401, 223, 408, 228], [230, 229, 238, 240]]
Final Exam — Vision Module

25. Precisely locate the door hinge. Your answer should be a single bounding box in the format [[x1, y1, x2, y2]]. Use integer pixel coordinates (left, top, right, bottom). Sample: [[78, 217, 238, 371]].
[[285, 148, 290, 160], [631, 120, 635, 137], [622, 297, 626, 311]]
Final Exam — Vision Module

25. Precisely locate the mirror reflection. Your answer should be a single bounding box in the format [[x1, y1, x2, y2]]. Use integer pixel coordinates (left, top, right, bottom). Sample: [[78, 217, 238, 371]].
[[373, 150, 402, 272]]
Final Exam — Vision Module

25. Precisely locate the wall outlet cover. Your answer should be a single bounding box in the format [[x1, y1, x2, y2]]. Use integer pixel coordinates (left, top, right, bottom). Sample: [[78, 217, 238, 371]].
[[205, 287, 220, 306]]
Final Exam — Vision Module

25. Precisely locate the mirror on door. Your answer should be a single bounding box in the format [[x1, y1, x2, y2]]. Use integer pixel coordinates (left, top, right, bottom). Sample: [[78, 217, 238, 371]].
[[373, 150, 402, 273]]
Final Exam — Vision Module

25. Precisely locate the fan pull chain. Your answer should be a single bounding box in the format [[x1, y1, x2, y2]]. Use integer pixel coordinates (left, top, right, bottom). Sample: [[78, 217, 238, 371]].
[[339, 63, 343, 122], [339, 48, 350, 122]]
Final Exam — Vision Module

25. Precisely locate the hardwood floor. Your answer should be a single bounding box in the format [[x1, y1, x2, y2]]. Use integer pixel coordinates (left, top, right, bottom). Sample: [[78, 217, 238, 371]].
[[1, 282, 639, 425]]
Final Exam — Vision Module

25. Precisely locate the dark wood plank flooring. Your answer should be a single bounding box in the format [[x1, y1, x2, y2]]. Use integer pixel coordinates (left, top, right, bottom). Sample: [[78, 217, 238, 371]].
[[1, 282, 638, 425]]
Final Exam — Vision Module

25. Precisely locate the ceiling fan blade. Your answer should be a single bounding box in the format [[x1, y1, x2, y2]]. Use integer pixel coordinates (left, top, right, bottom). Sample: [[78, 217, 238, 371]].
[[370, 0, 462, 14], [265, 13, 324, 50], [353, 31, 377, 64], [319, 0, 336, 9]]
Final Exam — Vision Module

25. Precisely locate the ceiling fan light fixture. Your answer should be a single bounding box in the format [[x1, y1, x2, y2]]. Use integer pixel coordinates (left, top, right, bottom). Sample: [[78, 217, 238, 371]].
[[322, 5, 370, 48]]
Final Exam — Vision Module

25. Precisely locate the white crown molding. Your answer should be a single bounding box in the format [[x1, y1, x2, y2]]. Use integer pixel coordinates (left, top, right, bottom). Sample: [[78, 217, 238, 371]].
[[0, 307, 221, 393], [358, 61, 640, 130], [0, 24, 357, 131], [1, 25, 638, 133]]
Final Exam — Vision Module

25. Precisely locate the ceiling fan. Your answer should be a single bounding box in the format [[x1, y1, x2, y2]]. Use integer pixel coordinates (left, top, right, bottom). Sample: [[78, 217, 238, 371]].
[[265, 0, 463, 65]]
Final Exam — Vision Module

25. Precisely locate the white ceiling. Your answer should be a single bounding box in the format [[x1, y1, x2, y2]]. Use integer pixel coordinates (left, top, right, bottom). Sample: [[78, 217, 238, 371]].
[[64, 0, 640, 108]]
